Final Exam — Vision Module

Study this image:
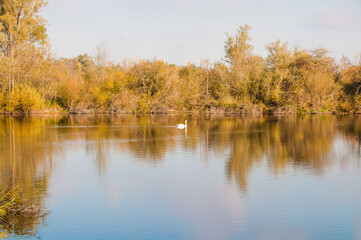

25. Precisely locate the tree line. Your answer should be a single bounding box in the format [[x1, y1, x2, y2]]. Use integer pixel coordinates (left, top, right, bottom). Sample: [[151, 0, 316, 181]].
[[0, 0, 360, 114]]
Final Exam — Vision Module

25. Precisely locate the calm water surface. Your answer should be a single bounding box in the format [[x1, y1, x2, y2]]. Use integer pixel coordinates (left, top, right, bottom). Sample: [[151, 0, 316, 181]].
[[0, 115, 361, 240]]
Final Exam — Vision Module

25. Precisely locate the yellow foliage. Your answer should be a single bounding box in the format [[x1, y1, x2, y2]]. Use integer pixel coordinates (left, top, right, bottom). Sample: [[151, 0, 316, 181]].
[[1, 85, 43, 113], [90, 86, 108, 106], [0, 20, 359, 114]]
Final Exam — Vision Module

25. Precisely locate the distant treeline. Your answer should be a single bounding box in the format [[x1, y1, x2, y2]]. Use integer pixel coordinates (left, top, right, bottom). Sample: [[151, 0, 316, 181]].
[[0, 0, 361, 114]]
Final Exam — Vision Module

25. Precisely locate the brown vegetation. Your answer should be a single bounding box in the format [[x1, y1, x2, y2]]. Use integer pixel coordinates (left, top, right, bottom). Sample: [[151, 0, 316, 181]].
[[0, 1, 361, 114]]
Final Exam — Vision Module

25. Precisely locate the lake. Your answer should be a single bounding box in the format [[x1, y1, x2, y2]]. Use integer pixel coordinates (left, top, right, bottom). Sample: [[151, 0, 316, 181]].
[[0, 115, 361, 240]]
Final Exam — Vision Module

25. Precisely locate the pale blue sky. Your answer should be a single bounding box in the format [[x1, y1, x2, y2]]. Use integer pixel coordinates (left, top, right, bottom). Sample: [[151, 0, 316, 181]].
[[42, 0, 361, 65]]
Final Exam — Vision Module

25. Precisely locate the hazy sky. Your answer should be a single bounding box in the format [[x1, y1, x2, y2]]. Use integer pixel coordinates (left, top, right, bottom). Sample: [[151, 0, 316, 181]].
[[42, 0, 361, 65]]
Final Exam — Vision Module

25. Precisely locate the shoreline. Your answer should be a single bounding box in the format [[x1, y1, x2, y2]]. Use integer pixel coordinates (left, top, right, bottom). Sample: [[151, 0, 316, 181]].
[[0, 107, 357, 116]]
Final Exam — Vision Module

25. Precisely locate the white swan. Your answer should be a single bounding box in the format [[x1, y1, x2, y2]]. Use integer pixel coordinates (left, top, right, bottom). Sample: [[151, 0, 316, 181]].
[[177, 120, 187, 129]]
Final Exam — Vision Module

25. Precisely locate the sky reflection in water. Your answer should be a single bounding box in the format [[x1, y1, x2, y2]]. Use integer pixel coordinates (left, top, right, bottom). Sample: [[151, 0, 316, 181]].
[[0, 115, 361, 240]]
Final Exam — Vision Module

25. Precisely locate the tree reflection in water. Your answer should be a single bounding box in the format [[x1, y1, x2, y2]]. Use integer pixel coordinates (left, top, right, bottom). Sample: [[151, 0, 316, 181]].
[[0, 117, 53, 238], [225, 116, 337, 191], [0, 114, 360, 237]]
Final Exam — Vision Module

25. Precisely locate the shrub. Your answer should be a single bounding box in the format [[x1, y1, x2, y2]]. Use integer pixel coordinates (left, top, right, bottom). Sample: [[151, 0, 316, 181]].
[[6, 85, 44, 113]]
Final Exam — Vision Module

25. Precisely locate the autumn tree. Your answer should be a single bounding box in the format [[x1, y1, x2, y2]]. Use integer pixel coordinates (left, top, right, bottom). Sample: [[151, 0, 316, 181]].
[[288, 48, 339, 111], [177, 63, 203, 110], [341, 59, 361, 95], [126, 60, 176, 113], [264, 40, 293, 105], [200, 58, 211, 99], [93, 42, 108, 83], [339, 57, 361, 111], [224, 25, 262, 104], [225, 25, 253, 66], [0, 0, 48, 92]]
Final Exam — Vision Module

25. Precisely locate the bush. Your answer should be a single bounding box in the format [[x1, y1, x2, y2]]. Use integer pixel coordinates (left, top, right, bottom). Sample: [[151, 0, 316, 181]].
[[5, 85, 44, 113], [136, 95, 152, 113]]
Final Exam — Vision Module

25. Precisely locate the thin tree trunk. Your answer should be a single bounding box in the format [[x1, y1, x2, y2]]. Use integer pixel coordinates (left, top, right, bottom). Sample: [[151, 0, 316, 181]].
[[8, 46, 15, 92], [8, 57, 12, 92], [12, 51, 15, 89], [206, 69, 209, 99]]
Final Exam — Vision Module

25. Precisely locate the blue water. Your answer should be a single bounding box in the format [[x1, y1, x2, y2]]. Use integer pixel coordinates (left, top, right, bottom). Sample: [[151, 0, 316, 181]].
[[0, 115, 361, 239]]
